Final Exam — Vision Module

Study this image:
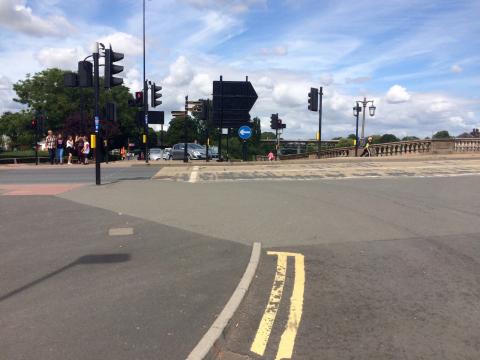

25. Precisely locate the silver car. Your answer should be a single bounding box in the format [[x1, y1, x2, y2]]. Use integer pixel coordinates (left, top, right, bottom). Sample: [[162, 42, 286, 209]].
[[171, 143, 207, 160], [148, 148, 163, 161]]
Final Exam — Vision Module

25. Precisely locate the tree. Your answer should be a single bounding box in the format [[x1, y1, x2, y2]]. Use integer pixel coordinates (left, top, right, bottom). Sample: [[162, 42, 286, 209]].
[[471, 128, 479, 138], [433, 130, 451, 139], [261, 132, 276, 140], [379, 134, 400, 143], [166, 116, 198, 145], [335, 137, 354, 148], [402, 136, 420, 141], [12, 68, 137, 147], [0, 111, 34, 150], [347, 134, 357, 140]]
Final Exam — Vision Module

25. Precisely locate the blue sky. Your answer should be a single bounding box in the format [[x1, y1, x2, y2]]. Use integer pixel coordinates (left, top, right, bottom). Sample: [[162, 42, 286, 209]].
[[0, 0, 479, 138]]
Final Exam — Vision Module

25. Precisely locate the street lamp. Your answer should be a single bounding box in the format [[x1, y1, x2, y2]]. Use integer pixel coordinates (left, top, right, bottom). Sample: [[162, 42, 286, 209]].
[[356, 97, 376, 140], [353, 105, 362, 156]]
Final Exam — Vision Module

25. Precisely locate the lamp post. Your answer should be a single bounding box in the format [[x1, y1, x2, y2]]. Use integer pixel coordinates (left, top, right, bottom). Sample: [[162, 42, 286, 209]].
[[357, 97, 376, 140], [353, 105, 362, 157]]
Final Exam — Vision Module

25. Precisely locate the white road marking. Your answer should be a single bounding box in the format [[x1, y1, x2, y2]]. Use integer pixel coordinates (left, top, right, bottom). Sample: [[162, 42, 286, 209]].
[[108, 227, 134, 236], [189, 166, 199, 183]]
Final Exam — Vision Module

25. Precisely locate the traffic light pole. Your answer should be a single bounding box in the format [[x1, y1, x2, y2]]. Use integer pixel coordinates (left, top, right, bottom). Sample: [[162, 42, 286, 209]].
[[184, 95, 188, 163], [93, 43, 101, 185], [143, 0, 149, 164], [355, 109, 360, 157], [317, 86, 323, 158], [217, 75, 223, 162], [144, 80, 149, 163]]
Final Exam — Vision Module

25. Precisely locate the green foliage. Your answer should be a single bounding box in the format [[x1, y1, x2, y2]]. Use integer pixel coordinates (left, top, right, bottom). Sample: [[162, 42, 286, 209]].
[[433, 130, 451, 139], [402, 136, 420, 141], [261, 131, 276, 140], [347, 133, 357, 140], [0, 111, 34, 149], [12, 68, 137, 147], [335, 138, 354, 148], [166, 116, 198, 145], [379, 134, 400, 143]]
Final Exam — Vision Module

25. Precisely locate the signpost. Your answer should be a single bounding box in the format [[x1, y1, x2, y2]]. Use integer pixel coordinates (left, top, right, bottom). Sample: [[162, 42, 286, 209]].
[[238, 125, 252, 161], [212, 76, 258, 161]]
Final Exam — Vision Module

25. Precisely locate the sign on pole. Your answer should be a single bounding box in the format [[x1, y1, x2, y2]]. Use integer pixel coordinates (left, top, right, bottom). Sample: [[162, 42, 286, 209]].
[[238, 125, 252, 140]]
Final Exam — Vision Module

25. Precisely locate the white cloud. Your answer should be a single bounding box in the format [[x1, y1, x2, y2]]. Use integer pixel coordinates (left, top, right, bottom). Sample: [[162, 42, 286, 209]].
[[35, 47, 85, 70], [450, 64, 463, 73], [0, 0, 74, 37], [182, 0, 266, 13], [385, 85, 411, 104], [99, 32, 142, 56], [164, 56, 195, 87]]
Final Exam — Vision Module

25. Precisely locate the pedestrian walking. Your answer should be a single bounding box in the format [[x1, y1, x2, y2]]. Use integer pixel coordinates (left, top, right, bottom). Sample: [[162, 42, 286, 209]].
[[267, 151, 275, 161], [120, 146, 126, 160], [75, 135, 84, 164], [45, 130, 56, 165], [361, 136, 373, 157], [66, 136, 74, 165], [82, 136, 90, 165], [56, 134, 64, 164]]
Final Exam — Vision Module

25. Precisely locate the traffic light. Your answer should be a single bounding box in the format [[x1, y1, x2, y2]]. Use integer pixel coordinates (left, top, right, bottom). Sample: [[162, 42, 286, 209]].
[[31, 119, 37, 130], [150, 83, 162, 108], [270, 113, 279, 129], [106, 102, 117, 123], [200, 99, 209, 120], [104, 46, 124, 88], [135, 91, 143, 107], [308, 87, 319, 111], [78, 61, 93, 87]]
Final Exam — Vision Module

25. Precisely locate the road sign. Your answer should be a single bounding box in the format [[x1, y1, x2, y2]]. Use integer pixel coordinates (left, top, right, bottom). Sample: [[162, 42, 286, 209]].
[[238, 126, 252, 140], [171, 111, 186, 117], [212, 80, 258, 128], [148, 111, 164, 125]]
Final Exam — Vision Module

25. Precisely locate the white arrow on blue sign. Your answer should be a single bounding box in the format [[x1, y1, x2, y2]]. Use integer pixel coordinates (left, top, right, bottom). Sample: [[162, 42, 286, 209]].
[[238, 125, 252, 140]]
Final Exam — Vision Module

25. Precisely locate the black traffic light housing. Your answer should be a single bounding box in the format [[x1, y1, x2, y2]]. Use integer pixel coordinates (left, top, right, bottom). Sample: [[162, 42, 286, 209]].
[[270, 113, 279, 129], [78, 61, 93, 87], [151, 83, 162, 108], [104, 46, 124, 89], [200, 99, 209, 121], [135, 91, 144, 107], [106, 102, 117, 123], [308, 87, 319, 111]]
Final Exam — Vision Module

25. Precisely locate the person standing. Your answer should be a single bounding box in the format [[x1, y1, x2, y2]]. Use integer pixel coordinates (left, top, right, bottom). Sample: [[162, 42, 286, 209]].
[[76, 135, 84, 164], [82, 136, 90, 165], [45, 130, 56, 165], [56, 134, 64, 164], [66, 136, 74, 165]]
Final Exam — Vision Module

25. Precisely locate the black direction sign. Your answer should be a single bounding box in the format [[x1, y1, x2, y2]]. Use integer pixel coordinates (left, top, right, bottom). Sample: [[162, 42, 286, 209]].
[[212, 80, 258, 128], [148, 111, 164, 125]]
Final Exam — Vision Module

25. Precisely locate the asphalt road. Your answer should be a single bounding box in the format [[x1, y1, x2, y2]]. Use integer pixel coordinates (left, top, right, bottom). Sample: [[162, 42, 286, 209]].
[[59, 174, 480, 359], [0, 165, 159, 184], [0, 196, 250, 360], [2, 160, 480, 359]]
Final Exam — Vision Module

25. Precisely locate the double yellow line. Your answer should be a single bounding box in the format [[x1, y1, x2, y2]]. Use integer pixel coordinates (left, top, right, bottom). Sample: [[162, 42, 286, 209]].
[[250, 251, 305, 360]]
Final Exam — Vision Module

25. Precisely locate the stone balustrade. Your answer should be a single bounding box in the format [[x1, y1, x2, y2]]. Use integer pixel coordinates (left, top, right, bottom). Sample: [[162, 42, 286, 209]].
[[455, 138, 480, 152]]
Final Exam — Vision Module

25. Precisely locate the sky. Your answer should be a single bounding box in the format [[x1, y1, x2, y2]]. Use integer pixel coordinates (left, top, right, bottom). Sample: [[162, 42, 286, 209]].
[[0, 0, 479, 139]]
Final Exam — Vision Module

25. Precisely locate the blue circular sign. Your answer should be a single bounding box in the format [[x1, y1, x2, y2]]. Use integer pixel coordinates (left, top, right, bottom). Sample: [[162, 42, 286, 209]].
[[238, 126, 252, 140]]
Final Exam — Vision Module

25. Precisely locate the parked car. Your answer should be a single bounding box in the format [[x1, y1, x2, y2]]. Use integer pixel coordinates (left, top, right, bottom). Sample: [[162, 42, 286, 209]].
[[162, 148, 172, 160], [170, 143, 207, 160], [148, 148, 163, 161], [207, 145, 219, 159]]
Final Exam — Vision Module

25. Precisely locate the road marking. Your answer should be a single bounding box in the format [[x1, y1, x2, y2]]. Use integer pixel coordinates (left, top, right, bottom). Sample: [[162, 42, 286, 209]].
[[189, 166, 199, 183], [275, 253, 305, 360], [108, 227, 134, 236], [250, 251, 305, 359], [250, 252, 288, 356]]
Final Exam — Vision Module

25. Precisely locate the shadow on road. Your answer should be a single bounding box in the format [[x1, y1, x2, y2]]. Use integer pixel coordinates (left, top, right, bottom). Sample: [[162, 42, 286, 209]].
[[0, 253, 131, 302]]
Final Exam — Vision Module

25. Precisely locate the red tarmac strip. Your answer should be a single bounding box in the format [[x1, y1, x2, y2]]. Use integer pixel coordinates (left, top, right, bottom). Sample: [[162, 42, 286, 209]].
[[0, 183, 86, 196]]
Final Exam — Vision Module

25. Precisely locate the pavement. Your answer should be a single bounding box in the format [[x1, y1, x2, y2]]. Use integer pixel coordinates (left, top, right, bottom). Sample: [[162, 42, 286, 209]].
[[2, 155, 480, 359]]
